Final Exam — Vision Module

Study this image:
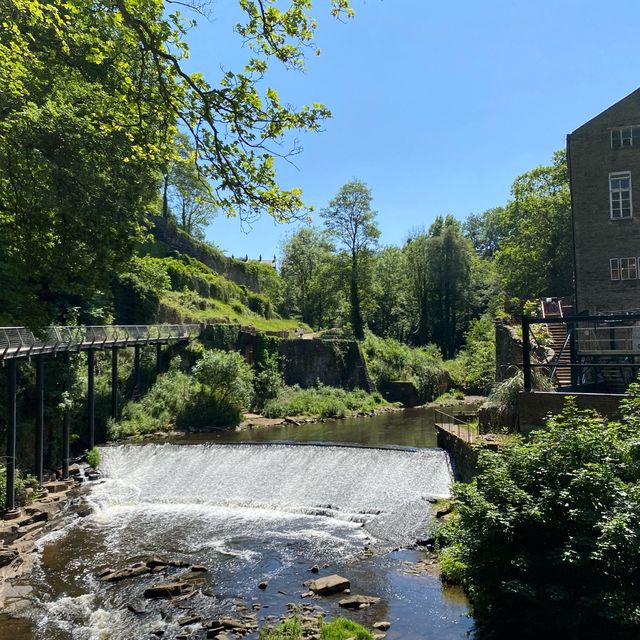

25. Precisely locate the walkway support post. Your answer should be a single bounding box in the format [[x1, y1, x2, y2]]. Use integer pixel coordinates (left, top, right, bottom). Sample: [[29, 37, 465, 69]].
[[35, 355, 44, 488], [522, 315, 532, 392], [134, 344, 141, 391], [87, 349, 95, 449], [111, 347, 118, 419], [5, 360, 18, 515], [62, 353, 70, 480], [156, 343, 162, 376]]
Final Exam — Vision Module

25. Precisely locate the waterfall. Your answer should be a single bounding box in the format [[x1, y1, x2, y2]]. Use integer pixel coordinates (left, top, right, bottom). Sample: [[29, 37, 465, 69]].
[[93, 442, 453, 545]]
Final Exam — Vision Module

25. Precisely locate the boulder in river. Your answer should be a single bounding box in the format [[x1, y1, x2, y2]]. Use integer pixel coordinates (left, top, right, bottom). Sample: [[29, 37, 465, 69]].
[[338, 594, 381, 609], [143, 581, 194, 599], [309, 574, 350, 595]]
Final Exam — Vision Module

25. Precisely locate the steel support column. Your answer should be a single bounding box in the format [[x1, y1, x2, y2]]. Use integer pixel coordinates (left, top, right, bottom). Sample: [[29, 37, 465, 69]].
[[87, 349, 95, 449], [111, 347, 118, 419], [522, 316, 532, 392], [62, 353, 70, 479], [5, 360, 17, 515], [35, 355, 44, 488], [156, 343, 162, 376], [134, 345, 141, 390]]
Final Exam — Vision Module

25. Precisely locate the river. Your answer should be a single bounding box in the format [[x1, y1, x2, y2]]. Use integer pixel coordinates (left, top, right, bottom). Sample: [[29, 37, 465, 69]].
[[1, 407, 475, 639]]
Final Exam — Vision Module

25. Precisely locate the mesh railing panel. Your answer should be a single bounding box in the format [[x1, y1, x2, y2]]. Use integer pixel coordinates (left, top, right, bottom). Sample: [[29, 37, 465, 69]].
[[0, 324, 200, 359]]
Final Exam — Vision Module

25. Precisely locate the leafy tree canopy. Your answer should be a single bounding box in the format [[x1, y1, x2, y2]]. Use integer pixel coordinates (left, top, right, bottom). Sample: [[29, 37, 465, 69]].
[[0, 0, 353, 326]]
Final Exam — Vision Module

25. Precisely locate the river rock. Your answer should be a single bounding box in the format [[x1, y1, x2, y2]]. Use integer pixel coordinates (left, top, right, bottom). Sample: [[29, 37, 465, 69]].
[[373, 621, 391, 630], [258, 580, 268, 590], [309, 564, 319, 573], [143, 581, 194, 599], [101, 562, 150, 582], [0, 548, 19, 568], [178, 613, 202, 626], [309, 574, 350, 595], [338, 594, 381, 609], [126, 600, 148, 615]]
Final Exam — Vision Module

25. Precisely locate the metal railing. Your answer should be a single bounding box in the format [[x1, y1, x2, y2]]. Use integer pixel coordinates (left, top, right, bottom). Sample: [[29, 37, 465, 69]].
[[434, 409, 476, 443], [0, 324, 201, 360]]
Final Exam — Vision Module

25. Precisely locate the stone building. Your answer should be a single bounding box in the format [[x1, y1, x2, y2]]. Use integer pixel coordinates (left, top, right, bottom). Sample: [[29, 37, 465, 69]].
[[568, 88, 640, 314]]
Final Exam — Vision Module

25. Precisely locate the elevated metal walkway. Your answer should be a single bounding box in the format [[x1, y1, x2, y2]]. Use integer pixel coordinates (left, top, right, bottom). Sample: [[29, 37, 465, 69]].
[[0, 324, 201, 361]]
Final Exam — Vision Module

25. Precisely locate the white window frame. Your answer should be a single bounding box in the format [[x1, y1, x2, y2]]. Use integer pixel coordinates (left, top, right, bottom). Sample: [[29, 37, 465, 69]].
[[610, 258, 620, 280], [609, 171, 632, 219], [620, 257, 637, 280], [610, 257, 638, 281], [611, 126, 640, 148]]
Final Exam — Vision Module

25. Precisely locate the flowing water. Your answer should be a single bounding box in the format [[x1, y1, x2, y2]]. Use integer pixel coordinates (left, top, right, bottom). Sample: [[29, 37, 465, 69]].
[[2, 408, 475, 639]]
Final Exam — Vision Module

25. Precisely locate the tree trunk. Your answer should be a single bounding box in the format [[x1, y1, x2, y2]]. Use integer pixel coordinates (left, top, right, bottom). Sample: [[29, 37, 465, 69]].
[[162, 173, 169, 218], [350, 254, 364, 340]]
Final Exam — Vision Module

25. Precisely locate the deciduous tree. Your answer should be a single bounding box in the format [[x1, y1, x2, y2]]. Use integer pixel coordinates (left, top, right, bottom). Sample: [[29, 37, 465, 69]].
[[321, 180, 380, 340]]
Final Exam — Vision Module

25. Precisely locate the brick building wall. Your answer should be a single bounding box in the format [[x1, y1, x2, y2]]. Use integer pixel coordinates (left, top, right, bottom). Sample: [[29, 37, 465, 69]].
[[568, 88, 640, 313]]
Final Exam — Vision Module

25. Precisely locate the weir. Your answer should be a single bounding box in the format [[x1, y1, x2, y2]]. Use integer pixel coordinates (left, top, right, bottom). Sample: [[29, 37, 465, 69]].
[[94, 442, 454, 544]]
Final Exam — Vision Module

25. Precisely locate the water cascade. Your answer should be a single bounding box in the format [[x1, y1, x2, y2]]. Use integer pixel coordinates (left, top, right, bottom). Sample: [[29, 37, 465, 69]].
[[15, 440, 468, 640], [93, 443, 453, 544]]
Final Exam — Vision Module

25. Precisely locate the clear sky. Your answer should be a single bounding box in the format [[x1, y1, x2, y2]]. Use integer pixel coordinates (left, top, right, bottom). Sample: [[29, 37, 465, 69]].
[[181, 0, 640, 259]]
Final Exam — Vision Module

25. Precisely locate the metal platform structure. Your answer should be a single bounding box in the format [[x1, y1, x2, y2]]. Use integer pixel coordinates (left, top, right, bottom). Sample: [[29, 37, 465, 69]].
[[0, 324, 201, 361], [1, 324, 202, 516], [522, 313, 640, 393]]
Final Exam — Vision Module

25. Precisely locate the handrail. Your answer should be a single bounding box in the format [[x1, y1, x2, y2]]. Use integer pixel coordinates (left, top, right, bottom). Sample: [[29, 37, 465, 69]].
[[434, 408, 476, 443], [0, 324, 201, 361], [549, 325, 574, 387]]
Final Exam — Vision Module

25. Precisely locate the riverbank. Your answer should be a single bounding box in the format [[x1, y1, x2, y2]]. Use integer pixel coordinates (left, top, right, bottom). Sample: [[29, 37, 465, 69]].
[[0, 408, 475, 639], [0, 465, 93, 611]]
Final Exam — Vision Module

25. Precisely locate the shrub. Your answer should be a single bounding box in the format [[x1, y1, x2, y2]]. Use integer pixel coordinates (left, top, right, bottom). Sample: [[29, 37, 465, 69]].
[[108, 368, 198, 438], [85, 447, 101, 468], [260, 616, 302, 640], [362, 332, 448, 402], [262, 384, 386, 419], [439, 394, 640, 638], [320, 618, 373, 640], [446, 315, 496, 394], [0, 466, 39, 513], [193, 349, 253, 411]]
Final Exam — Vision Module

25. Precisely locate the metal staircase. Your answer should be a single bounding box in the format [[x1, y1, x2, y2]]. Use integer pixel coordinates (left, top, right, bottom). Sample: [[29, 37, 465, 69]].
[[541, 299, 572, 388]]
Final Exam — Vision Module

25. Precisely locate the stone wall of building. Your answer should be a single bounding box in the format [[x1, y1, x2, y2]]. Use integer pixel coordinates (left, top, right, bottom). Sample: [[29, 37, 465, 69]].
[[569, 89, 640, 313]]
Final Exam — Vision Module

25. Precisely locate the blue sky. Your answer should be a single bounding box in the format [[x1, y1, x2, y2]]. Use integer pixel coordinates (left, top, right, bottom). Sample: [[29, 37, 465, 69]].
[[182, 0, 640, 259]]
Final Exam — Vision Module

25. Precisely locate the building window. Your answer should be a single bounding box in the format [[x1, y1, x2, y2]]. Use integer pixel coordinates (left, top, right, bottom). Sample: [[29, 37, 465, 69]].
[[611, 258, 620, 280], [609, 171, 632, 219], [610, 257, 637, 280], [621, 257, 637, 279], [611, 126, 640, 148]]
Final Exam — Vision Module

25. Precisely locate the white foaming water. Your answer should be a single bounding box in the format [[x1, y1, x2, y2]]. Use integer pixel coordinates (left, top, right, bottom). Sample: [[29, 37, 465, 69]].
[[93, 442, 453, 544]]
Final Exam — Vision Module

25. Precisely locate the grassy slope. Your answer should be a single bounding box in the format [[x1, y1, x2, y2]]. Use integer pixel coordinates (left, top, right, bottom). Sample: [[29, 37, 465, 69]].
[[142, 239, 307, 333]]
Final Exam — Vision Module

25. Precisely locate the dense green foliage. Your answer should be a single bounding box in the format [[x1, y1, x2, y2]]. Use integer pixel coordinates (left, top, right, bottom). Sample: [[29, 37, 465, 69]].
[[0, 0, 354, 327], [320, 618, 373, 640], [280, 228, 339, 327], [85, 447, 101, 469], [260, 616, 372, 640], [321, 180, 380, 340], [445, 316, 496, 394], [109, 350, 254, 438], [0, 466, 39, 513], [439, 395, 640, 638], [262, 384, 387, 419], [362, 333, 448, 403]]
